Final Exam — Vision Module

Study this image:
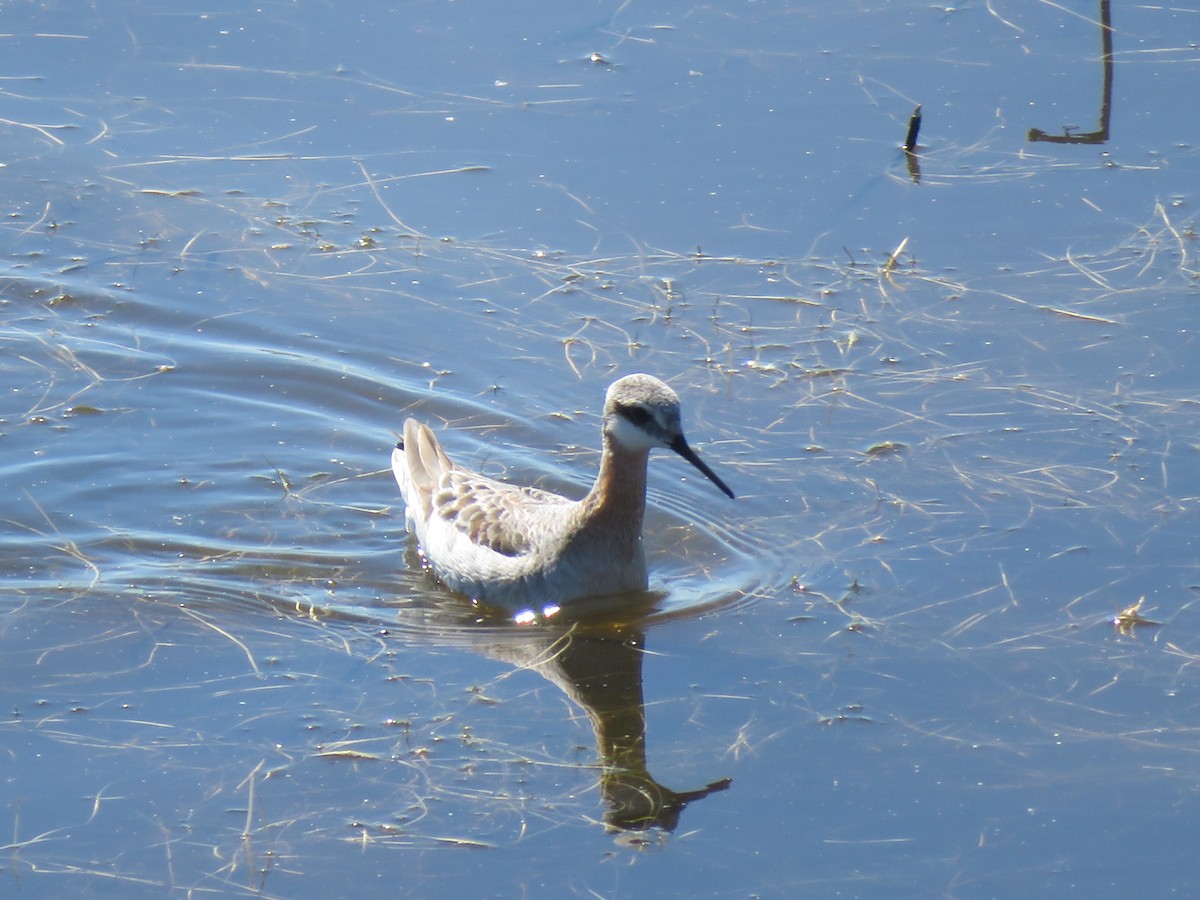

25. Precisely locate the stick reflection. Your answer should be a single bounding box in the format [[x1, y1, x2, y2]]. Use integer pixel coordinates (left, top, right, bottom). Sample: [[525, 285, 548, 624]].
[[1028, 0, 1113, 145]]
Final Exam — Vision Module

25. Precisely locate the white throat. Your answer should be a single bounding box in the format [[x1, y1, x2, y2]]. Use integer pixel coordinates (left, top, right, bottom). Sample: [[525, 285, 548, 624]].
[[607, 414, 663, 452]]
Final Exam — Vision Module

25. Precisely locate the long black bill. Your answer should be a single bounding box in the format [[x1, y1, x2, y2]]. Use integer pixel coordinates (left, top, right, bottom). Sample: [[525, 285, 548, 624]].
[[670, 435, 735, 499]]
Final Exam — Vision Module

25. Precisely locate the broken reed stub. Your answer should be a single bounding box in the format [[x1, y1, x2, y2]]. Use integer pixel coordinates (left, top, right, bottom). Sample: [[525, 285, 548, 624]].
[[903, 104, 922, 153]]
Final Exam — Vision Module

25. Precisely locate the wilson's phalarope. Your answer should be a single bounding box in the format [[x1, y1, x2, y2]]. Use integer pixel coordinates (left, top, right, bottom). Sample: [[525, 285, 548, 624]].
[[391, 374, 734, 611]]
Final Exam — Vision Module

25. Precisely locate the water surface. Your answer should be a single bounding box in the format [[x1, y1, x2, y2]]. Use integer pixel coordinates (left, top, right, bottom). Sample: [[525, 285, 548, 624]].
[[4, 1, 1200, 896]]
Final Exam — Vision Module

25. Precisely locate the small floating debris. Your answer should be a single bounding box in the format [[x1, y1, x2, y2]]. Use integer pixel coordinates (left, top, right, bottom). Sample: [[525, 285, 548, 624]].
[[316, 749, 383, 761], [884, 236, 909, 273], [864, 440, 906, 457], [1113, 597, 1159, 635]]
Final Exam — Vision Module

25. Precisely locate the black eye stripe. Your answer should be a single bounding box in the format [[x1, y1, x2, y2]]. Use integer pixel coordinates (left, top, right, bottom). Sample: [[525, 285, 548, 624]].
[[618, 404, 653, 427]]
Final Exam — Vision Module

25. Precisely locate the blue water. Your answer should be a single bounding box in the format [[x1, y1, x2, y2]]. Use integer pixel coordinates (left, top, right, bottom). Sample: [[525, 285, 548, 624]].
[[3, 1, 1200, 896]]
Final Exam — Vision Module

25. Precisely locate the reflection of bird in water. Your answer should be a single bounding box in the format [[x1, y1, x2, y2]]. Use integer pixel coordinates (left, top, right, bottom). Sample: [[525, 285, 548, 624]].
[[391, 374, 734, 612], [479, 623, 731, 838], [563, 630, 732, 837]]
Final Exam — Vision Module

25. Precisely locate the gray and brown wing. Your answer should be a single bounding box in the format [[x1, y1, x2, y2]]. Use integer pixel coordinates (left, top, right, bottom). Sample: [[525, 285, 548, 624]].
[[432, 472, 569, 557]]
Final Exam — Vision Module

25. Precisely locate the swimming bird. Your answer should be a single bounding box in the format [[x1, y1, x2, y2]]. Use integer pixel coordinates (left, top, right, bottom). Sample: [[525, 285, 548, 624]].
[[391, 373, 734, 611]]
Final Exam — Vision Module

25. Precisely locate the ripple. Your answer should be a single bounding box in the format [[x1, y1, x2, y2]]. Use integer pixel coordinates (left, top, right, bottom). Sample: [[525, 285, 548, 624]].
[[313, 493, 786, 642], [0, 268, 791, 646]]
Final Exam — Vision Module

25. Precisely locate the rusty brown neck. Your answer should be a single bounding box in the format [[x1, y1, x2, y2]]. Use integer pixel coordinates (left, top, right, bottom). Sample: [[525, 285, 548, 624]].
[[581, 436, 650, 543]]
